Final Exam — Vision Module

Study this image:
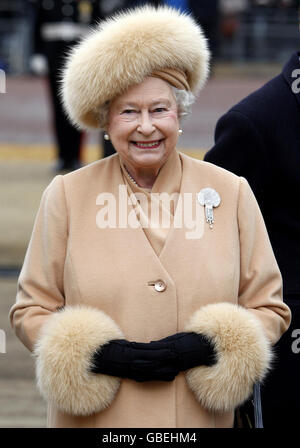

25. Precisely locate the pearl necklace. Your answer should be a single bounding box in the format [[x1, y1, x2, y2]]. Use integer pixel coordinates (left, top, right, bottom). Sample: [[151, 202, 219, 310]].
[[124, 165, 139, 186]]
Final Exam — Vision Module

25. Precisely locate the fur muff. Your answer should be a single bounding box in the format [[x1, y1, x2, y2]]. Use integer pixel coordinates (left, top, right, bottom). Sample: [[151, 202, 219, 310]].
[[34, 305, 124, 416], [61, 5, 210, 129], [184, 302, 272, 412]]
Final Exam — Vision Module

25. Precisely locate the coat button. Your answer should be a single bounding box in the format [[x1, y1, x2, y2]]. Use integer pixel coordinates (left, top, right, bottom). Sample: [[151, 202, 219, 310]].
[[147, 280, 167, 292], [154, 280, 167, 292]]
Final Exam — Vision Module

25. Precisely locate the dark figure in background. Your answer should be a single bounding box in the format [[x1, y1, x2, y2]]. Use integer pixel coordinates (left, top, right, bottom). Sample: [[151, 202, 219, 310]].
[[205, 51, 300, 427], [163, 1, 220, 63], [188, 0, 219, 61], [29, 0, 130, 171]]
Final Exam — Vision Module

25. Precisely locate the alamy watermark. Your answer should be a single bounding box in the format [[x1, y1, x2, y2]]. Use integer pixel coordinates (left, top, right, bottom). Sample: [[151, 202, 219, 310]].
[[291, 329, 300, 354], [96, 185, 205, 239], [291, 69, 300, 94], [0, 69, 6, 93], [0, 329, 6, 353]]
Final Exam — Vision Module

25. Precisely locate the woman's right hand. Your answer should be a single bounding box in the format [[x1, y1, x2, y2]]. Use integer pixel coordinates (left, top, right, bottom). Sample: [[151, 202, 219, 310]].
[[89, 339, 180, 382]]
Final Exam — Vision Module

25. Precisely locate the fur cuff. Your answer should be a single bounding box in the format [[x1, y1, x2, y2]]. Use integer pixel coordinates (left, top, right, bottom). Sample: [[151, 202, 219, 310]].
[[184, 302, 272, 412], [34, 305, 124, 416]]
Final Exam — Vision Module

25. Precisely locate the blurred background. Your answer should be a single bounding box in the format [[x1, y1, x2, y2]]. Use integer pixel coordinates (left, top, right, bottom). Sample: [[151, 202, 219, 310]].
[[0, 0, 299, 427]]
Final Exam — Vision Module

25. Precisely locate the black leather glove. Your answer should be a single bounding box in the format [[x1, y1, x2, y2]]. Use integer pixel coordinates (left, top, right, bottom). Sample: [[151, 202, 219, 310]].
[[89, 339, 179, 382], [153, 332, 217, 372]]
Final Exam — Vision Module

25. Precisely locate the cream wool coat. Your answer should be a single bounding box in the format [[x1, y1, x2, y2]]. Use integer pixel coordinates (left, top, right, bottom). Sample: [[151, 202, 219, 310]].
[[10, 151, 291, 428]]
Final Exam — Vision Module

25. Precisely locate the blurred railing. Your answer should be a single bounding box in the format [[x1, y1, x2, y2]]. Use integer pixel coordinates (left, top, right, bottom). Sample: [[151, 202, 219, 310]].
[[219, 7, 300, 62]]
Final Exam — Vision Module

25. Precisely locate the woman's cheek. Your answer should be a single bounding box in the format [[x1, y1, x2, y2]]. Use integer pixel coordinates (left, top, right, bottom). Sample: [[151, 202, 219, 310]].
[[155, 111, 179, 130]]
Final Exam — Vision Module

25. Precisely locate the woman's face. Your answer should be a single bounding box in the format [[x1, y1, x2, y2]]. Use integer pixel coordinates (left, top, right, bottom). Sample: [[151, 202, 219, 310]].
[[107, 77, 179, 174]]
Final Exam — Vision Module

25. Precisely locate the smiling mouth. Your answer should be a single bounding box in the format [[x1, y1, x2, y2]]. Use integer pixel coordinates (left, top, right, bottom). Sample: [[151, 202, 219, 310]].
[[131, 140, 163, 149]]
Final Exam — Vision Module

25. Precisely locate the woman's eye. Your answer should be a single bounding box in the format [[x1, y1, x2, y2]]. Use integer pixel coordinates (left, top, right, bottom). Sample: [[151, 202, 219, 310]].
[[122, 109, 136, 114]]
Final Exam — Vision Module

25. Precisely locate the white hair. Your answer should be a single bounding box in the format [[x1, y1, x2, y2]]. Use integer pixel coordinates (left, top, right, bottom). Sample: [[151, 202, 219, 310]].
[[98, 85, 195, 129], [171, 87, 195, 122]]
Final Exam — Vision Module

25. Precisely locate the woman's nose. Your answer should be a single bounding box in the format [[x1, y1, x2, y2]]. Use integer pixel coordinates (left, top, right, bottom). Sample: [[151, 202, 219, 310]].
[[137, 111, 155, 135]]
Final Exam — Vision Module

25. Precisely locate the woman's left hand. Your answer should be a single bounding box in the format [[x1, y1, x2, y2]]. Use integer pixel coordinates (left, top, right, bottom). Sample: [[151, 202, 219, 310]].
[[152, 332, 217, 372]]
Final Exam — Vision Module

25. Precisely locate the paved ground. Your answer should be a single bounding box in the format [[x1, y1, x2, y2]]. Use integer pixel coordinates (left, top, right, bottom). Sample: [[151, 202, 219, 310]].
[[0, 278, 47, 427], [0, 63, 279, 427]]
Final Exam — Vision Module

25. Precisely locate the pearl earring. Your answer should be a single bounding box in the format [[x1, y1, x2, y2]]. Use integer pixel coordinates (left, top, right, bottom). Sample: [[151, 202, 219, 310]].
[[178, 129, 183, 136], [104, 133, 110, 141]]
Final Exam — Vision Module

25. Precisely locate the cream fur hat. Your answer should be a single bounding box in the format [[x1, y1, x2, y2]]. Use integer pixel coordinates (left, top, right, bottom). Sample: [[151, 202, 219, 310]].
[[61, 5, 210, 130]]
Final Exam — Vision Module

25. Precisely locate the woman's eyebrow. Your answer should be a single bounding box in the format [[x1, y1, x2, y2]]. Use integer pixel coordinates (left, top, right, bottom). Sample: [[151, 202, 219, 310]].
[[150, 99, 172, 106], [118, 99, 172, 108]]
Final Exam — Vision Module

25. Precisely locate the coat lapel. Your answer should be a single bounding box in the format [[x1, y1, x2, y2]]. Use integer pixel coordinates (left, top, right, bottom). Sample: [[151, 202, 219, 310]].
[[119, 150, 182, 258], [159, 152, 206, 261], [107, 153, 176, 282]]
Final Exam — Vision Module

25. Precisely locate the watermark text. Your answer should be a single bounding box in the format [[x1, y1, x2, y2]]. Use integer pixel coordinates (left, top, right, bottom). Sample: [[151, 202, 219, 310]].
[[0, 329, 6, 353], [0, 69, 6, 93], [291, 69, 300, 94], [96, 186, 205, 239], [291, 329, 300, 354]]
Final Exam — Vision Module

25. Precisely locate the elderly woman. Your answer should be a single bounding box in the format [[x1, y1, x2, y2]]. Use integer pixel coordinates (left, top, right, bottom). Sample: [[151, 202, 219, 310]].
[[10, 6, 290, 428]]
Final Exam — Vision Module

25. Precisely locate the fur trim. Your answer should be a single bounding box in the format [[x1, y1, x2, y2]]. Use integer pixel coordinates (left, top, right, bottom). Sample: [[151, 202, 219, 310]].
[[61, 5, 210, 129], [184, 303, 272, 412], [34, 305, 124, 416]]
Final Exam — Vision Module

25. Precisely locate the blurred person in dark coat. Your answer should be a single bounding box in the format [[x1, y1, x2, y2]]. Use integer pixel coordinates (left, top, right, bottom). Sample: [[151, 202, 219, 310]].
[[204, 49, 300, 426], [163, 1, 220, 62], [188, 0, 219, 60], [29, 0, 137, 172]]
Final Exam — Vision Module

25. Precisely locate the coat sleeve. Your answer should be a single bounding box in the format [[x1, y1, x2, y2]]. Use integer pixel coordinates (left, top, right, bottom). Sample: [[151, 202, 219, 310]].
[[237, 176, 291, 343], [9, 175, 123, 416], [184, 177, 291, 412], [9, 175, 68, 352]]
